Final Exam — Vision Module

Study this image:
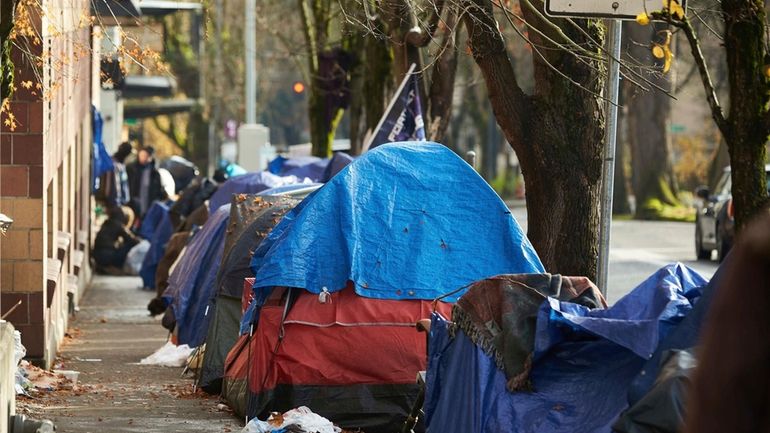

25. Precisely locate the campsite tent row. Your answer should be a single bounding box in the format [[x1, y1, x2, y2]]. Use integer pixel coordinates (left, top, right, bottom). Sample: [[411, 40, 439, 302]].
[[153, 143, 543, 431], [153, 143, 715, 433]]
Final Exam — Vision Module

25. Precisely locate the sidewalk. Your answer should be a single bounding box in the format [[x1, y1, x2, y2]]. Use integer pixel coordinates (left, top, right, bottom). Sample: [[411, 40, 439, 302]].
[[17, 275, 242, 432]]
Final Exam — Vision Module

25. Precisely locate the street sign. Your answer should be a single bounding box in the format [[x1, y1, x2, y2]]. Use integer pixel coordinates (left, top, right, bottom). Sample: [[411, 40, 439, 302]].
[[545, 0, 686, 20]]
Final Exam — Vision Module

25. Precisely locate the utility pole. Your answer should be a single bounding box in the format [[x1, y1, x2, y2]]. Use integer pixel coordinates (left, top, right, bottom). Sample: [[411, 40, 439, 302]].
[[245, 0, 256, 124], [597, 20, 622, 297]]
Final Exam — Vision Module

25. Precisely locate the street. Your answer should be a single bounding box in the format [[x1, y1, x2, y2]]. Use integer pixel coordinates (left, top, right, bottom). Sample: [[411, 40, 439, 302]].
[[510, 207, 719, 303]]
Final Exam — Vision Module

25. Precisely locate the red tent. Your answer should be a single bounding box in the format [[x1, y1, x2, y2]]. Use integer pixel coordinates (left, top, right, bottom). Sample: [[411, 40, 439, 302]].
[[223, 279, 452, 433]]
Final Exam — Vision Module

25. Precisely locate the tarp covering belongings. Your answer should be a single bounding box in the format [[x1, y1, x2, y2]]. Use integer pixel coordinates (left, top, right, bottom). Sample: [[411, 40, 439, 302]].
[[199, 196, 300, 394], [247, 141, 544, 308], [268, 153, 354, 183], [234, 141, 544, 432], [424, 263, 709, 433], [163, 204, 231, 344], [139, 202, 174, 289], [272, 156, 328, 181], [451, 274, 606, 392], [208, 172, 311, 213]]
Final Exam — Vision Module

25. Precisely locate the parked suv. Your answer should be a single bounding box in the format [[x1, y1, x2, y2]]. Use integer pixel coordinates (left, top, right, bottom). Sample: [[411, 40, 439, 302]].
[[695, 164, 770, 261]]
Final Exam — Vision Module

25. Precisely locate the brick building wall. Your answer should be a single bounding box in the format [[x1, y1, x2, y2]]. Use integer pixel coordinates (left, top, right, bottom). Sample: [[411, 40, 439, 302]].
[[0, 0, 94, 367]]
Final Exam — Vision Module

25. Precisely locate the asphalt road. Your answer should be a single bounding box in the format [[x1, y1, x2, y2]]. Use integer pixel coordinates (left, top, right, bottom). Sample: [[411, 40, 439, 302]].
[[510, 207, 719, 304]]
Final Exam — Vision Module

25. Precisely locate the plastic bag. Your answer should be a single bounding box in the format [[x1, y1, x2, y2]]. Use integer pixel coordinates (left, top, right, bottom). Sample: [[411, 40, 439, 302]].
[[124, 240, 150, 275], [240, 406, 341, 433], [13, 330, 26, 365], [139, 342, 194, 367]]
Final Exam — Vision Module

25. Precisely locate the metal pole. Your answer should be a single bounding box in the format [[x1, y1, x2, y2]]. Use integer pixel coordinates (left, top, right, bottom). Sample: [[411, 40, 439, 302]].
[[245, 0, 257, 124], [597, 20, 622, 297]]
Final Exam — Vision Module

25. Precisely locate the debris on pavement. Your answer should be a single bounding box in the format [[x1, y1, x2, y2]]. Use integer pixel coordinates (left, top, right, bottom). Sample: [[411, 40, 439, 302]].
[[140, 341, 194, 367], [241, 406, 340, 433]]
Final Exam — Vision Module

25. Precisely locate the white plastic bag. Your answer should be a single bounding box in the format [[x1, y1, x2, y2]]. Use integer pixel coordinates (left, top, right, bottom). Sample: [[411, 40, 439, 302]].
[[139, 342, 193, 367], [13, 330, 26, 365], [123, 240, 150, 275], [240, 406, 340, 433]]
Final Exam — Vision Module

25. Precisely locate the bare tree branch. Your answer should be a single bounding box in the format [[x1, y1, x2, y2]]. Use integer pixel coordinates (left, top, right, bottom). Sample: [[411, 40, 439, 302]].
[[664, 15, 728, 136], [405, 0, 446, 47]]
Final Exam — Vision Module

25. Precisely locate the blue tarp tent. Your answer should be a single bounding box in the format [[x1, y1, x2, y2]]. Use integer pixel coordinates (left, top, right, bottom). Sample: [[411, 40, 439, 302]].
[[242, 142, 544, 331], [164, 204, 230, 346], [267, 153, 354, 182], [208, 172, 310, 212], [424, 263, 709, 433], [138, 202, 174, 289]]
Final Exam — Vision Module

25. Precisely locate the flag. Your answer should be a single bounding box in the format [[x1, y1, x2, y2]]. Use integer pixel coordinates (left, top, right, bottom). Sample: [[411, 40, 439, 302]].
[[366, 66, 426, 150]]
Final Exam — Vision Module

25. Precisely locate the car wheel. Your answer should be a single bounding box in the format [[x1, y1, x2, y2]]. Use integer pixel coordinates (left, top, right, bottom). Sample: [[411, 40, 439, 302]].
[[695, 223, 711, 260], [716, 226, 732, 263]]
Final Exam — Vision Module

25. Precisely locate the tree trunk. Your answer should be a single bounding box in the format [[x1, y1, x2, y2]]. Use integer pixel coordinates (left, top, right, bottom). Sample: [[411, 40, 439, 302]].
[[363, 31, 393, 147], [427, 8, 459, 142], [308, 81, 342, 158], [722, 0, 770, 229], [625, 23, 680, 219], [464, 0, 604, 279], [345, 32, 366, 154]]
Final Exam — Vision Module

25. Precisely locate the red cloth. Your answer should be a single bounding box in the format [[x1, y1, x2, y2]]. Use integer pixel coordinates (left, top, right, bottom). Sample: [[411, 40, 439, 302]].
[[247, 283, 451, 393]]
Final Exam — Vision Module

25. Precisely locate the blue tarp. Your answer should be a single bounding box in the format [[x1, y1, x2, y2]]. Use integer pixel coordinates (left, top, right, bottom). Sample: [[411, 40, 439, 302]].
[[269, 156, 327, 181], [208, 172, 310, 212], [91, 106, 113, 192], [138, 202, 168, 240], [241, 142, 543, 332], [164, 205, 231, 347], [424, 263, 709, 433], [138, 202, 173, 289], [267, 153, 353, 183], [625, 260, 723, 405]]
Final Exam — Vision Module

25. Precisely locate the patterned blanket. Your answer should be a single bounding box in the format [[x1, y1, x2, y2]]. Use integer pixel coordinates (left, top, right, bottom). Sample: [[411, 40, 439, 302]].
[[452, 274, 606, 391]]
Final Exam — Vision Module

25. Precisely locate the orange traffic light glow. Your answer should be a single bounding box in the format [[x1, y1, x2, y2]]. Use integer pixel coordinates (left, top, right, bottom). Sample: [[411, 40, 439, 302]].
[[293, 82, 305, 93]]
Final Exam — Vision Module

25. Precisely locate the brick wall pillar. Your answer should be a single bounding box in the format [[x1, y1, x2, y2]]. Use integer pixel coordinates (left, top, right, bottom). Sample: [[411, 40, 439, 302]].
[[0, 31, 48, 359]]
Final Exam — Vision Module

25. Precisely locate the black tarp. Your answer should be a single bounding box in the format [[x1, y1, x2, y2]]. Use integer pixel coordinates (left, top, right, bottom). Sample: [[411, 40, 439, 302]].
[[199, 196, 299, 393]]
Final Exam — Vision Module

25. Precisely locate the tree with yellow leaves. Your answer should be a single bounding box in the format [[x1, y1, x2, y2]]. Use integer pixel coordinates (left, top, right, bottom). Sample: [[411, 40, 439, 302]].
[[635, 0, 769, 234]]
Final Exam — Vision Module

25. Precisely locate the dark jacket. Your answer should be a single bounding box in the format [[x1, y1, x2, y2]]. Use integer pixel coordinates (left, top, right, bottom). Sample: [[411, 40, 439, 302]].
[[94, 218, 138, 251], [126, 160, 163, 217], [169, 177, 218, 229], [97, 160, 130, 207]]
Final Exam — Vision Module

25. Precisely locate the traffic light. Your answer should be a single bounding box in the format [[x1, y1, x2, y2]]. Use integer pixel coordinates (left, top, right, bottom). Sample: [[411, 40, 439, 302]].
[[292, 81, 305, 94]]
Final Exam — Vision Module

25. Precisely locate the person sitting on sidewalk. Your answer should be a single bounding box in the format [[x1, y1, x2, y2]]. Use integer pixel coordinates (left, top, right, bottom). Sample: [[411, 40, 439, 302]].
[[93, 206, 139, 275]]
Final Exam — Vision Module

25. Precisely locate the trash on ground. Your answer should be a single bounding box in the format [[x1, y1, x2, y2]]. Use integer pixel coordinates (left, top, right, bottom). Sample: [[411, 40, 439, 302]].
[[124, 239, 150, 275], [52, 370, 79, 388], [139, 341, 194, 367], [17, 361, 76, 394], [241, 406, 341, 433]]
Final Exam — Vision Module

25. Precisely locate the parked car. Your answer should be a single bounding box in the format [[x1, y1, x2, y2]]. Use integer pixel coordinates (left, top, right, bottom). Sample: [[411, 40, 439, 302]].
[[695, 164, 770, 261]]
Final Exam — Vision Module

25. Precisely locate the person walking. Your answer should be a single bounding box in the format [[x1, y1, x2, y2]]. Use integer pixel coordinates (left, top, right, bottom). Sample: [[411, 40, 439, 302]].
[[126, 145, 163, 219]]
